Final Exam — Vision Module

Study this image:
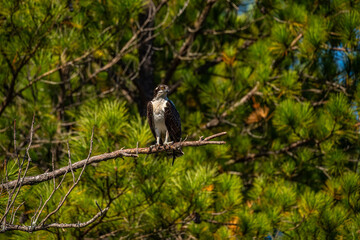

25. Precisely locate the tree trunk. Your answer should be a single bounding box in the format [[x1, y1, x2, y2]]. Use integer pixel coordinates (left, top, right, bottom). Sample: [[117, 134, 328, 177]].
[[135, 1, 155, 116]]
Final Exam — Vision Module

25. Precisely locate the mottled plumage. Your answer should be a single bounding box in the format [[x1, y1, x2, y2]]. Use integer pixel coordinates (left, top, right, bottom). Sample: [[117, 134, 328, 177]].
[[147, 85, 183, 164], [147, 84, 181, 145], [165, 100, 181, 142]]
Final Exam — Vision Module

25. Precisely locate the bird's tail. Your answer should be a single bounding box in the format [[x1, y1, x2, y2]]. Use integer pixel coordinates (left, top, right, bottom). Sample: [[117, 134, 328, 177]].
[[171, 148, 184, 165]]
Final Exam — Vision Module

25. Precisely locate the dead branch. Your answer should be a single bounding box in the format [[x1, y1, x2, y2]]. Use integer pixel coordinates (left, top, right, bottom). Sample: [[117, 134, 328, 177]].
[[79, 188, 129, 237], [0, 127, 106, 233], [38, 128, 94, 227], [203, 132, 227, 141], [1, 132, 226, 190], [0, 207, 109, 232], [0, 115, 35, 226]]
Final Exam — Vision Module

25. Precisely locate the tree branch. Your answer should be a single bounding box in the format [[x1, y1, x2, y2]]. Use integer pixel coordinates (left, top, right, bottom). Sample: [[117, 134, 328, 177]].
[[162, 0, 218, 84], [225, 138, 311, 165], [203, 15, 266, 36], [0, 207, 109, 232], [201, 82, 259, 130], [1, 132, 226, 190], [1, 115, 35, 226]]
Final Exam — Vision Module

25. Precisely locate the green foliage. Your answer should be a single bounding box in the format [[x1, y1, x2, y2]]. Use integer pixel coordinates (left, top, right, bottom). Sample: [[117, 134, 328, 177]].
[[337, 11, 360, 48], [1, 0, 360, 238], [273, 99, 314, 139]]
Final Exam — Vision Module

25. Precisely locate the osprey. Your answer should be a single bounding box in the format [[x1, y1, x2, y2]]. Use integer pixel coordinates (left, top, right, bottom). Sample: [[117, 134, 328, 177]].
[[147, 84, 183, 162]]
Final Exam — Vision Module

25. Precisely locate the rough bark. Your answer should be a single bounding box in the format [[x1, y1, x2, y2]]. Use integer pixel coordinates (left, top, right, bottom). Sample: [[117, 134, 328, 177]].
[[135, 0, 155, 116]]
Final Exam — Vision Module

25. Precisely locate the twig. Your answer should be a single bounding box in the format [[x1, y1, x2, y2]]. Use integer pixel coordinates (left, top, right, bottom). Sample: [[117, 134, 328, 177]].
[[95, 201, 103, 212], [316, 166, 331, 179], [30, 196, 43, 227], [204, 219, 238, 226], [13, 119, 17, 159], [32, 149, 72, 226], [10, 201, 24, 224], [1, 208, 109, 232], [203, 132, 227, 141], [51, 148, 56, 187], [67, 141, 75, 183], [136, 142, 139, 157], [0, 115, 35, 226], [79, 188, 129, 237], [39, 128, 94, 226], [99, 229, 124, 239], [290, 33, 303, 48]]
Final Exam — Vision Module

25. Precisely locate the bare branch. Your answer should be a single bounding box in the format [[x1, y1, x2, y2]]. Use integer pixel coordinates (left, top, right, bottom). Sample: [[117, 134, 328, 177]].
[[39, 128, 94, 226], [1, 132, 226, 190], [32, 149, 60, 225], [1, 207, 109, 232], [10, 201, 24, 225], [1, 115, 35, 226], [203, 132, 227, 141], [13, 119, 17, 159], [290, 33, 303, 48], [79, 188, 129, 237], [66, 141, 75, 183]]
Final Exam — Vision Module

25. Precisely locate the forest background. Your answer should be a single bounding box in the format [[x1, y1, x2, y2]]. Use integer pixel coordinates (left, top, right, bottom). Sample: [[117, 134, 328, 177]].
[[1, 0, 360, 239]]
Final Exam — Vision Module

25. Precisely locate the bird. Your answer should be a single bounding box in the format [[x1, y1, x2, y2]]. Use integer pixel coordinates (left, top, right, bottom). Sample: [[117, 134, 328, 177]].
[[147, 84, 183, 163]]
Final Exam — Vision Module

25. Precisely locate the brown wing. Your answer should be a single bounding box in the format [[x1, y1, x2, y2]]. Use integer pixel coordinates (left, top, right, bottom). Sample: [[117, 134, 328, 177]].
[[147, 102, 156, 140], [165, 100, 181, 142]]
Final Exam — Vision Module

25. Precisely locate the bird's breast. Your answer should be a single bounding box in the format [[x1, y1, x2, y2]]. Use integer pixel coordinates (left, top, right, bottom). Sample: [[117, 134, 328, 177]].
[[152, 99, 167, 122]]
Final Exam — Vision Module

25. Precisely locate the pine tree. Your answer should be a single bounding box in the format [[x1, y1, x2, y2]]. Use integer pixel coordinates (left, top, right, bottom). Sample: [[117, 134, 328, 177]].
[[1, 0, 360, 239]]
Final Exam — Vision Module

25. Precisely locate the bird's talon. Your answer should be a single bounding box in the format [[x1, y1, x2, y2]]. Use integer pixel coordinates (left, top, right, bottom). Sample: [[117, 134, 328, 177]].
[[149, 144, 160, 152], [163, 142, 173, 150]]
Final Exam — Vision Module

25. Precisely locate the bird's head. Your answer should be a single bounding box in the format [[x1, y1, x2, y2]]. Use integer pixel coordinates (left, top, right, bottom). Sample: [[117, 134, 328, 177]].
[[153, 84, 169, 99]]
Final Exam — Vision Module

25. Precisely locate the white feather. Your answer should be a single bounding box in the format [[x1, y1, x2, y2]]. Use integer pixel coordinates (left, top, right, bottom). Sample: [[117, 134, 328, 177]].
[[151, 98, 168, 138]]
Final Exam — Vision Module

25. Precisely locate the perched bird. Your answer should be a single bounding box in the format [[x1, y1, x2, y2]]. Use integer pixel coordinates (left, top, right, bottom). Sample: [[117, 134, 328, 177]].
[[147, 84, 183, 163]]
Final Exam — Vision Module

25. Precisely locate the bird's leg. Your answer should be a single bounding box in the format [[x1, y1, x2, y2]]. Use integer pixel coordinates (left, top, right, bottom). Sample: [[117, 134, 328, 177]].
[[155, 132, 161, 150], [150, 131, 161, 151], [164, 131, 173, 150]]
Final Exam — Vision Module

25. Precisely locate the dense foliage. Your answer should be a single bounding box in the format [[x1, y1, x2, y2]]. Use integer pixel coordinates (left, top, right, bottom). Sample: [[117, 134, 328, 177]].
[[1, 0, 360, 239]]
